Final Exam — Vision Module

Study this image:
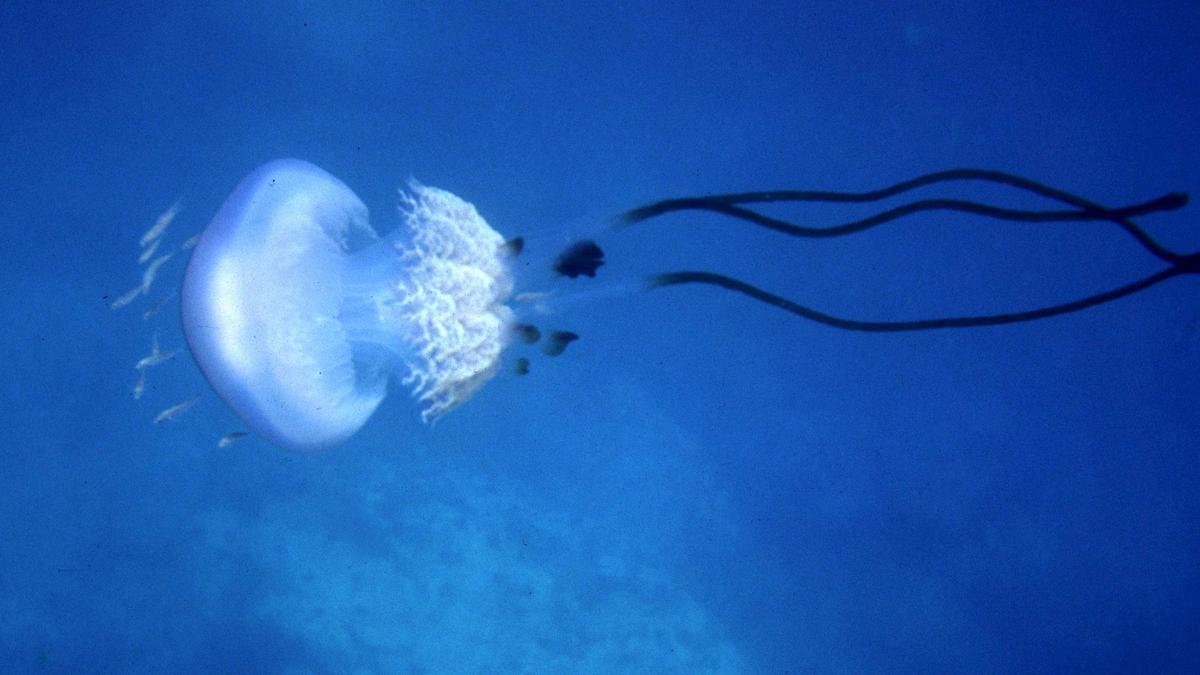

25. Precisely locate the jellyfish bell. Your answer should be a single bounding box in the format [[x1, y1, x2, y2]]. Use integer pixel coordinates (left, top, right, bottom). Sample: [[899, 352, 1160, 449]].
[[181, 159, 515, 451]]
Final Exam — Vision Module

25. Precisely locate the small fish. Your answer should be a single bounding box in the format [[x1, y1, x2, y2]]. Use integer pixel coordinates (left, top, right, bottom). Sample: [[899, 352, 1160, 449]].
[[137, 236, 163, 265], [180, 232, 201, 250], [154, 397, 199, 424], [553, 240, 604, 278], [132, 369, 146, 400], [136, 349, 176, 370], [511, 323, 541, 344], [140, 201, 180, 248], [135, 333, 178, 370], [142, 292, 174, 320], [217, 431, 248, 448], [513, 357, 530, 376], [109, 285, 143, 310], [140, 252, 173, 294], [501, 236, 525, 257], [542, 330, 579, 357]]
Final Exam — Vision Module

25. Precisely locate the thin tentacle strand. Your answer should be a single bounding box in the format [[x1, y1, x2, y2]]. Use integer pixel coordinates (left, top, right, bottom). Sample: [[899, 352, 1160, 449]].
[[622, 168, 1188, 264], [631, 169, 1195, 331]]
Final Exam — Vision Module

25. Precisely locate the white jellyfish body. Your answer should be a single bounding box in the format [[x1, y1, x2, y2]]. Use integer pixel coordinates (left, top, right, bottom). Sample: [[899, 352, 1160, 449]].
[[181, 159, 513, 450]]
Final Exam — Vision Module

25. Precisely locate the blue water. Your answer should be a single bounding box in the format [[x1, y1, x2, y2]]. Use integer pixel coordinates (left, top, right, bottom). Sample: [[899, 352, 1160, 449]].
[[2, 1, 1198, 672]]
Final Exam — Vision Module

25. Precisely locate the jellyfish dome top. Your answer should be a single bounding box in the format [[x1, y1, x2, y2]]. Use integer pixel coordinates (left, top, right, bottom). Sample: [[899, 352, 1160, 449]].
[[182, 159, 514, 451]]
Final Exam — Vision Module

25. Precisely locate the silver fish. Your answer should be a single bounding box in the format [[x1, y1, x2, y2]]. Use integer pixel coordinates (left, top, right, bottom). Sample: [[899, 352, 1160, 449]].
[[109, 285, 143, 310], [132, 369, 146, 400], [217, 431, 248, 448], [140, 201, 180, 248], [137, 235, 163, 265], [141, 292, 174, 320], [153, 397, 199, 424], [140, 252, 173, 294], [180, 232, 201, 251], [135, 333, 178, 370]]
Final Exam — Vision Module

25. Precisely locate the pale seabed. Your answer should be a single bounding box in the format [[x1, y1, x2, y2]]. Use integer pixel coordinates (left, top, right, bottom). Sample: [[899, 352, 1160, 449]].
[[199, 459, 744, 672]]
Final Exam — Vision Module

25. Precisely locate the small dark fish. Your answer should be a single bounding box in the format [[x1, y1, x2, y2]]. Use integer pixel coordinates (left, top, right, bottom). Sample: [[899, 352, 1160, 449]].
[[542, 330, 579, 357], [513, 357, 530, 375], [553, 240, 604, 278], [511, 323, 541, 344], [501, 236, 525, 257]]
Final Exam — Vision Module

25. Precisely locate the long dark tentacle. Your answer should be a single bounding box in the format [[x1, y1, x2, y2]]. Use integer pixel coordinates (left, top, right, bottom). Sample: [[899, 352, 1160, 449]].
[[622, 169, 1189, 264], [649, 254, 1198, 332], [624, 194, 1183, 241]]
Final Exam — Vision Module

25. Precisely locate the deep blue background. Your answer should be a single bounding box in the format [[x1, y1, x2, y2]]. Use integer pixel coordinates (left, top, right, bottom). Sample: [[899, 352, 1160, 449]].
[[2, 1, 1197, 672]]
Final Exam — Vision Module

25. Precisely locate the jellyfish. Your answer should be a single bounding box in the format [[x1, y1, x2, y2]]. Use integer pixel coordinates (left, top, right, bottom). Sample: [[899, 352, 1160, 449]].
[[181, 161, 1195, 452], [181, 159, 515, 451]]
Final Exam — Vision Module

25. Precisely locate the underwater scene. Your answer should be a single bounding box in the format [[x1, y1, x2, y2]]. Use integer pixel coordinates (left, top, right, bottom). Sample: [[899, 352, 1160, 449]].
[[2, 2, 1197, 672]]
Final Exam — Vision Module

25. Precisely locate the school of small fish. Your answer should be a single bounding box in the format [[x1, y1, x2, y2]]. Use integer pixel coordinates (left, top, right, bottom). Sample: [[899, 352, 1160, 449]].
[[113, 200, 246, 446], [110, 201, 190, 310]]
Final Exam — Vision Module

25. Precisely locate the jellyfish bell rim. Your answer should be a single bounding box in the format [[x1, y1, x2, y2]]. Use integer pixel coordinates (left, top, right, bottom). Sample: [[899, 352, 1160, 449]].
[[181, 158, 386, 452]]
